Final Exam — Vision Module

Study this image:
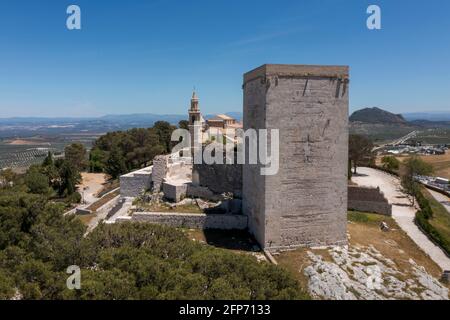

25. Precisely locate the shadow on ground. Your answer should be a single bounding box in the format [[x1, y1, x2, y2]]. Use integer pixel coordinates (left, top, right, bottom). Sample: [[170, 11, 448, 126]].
[[201, 229, 260, 252], [352, 173, 369, 177]]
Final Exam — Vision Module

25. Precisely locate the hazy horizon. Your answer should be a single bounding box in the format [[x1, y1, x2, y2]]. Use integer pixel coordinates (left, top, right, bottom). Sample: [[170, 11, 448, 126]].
[[2, 108, 450, 120]]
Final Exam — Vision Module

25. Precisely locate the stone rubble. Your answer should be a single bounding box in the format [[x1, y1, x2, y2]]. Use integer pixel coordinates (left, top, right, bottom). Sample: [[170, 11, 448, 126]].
[[304, 246, 449, 300]]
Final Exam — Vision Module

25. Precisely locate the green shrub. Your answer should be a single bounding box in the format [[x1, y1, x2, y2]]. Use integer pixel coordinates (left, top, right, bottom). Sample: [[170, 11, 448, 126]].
[[414, 189, 450, 255], [65, 192, 81, 204]]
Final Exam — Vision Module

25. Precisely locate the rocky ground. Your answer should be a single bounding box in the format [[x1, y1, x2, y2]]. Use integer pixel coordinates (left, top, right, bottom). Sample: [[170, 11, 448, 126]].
[[304, 245, 448, 300], [276, 211, 450, 300]]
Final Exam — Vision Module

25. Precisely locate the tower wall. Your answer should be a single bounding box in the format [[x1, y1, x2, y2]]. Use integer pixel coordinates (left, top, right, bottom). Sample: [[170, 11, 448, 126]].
[[242, 64, 349, 250]]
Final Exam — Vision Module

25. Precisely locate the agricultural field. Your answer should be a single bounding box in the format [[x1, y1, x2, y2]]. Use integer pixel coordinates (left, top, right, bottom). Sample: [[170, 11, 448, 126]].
[[409, 128, 450, 145], [0, 140, 63, 171], [418, 151, 450, 179], [0, 134, 99, 170], [384, 151, 450, 179]]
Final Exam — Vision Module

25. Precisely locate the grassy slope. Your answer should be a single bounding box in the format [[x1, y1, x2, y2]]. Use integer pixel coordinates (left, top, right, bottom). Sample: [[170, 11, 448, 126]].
[[421, 188, 450, 251]]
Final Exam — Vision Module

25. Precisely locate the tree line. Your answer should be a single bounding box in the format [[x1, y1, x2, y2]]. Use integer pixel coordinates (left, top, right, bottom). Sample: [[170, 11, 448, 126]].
[[89, 121, 183, 179], [0, 120, 307, 300], [0, 180, 305, 299]]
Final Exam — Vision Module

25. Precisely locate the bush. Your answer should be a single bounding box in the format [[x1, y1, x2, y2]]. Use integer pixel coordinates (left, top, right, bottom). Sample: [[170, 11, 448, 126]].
[[414, 189, 450, 255], [381, 156, 400, 172], [25, 171, 51, 195], [74, 223, 307, 300], [65, 192, 81, 204], [1, 167, 307, 301]]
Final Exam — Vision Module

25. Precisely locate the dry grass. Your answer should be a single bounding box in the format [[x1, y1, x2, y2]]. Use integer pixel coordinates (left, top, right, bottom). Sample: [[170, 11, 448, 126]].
[[347, 213, 443, 279], [276, 248, 323, 291], [418, 151, 450, 179], [381, 151, 450, 179], [136, 200, 204, 214], [76, 213, 96, 226], [79, 172, 107, 189], [86, 190, 119, 212], [5, 138, 50, 145], [96, 179, 120, 197]]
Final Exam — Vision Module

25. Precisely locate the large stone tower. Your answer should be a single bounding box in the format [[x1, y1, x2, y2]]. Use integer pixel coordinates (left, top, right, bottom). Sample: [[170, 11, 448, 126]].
[[188, 91, 203, 158], [242, 64, 349, 250]]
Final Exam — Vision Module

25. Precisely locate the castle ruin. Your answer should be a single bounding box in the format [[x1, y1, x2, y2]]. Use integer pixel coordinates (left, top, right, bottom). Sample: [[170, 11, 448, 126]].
[[120, 64, 349, 251]]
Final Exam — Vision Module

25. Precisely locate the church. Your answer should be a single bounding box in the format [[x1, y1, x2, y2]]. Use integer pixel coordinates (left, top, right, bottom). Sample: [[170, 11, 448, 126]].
[[187, 91, 243, 151]]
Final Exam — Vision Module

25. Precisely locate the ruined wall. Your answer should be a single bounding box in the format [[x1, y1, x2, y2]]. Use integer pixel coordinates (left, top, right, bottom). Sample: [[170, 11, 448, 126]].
[[163, 182, 188, 202], [152, 155, 169, 192], [348, 185, 392, 216], [186, 184, 222, 201], [193, 149, 242, 196], [243, 64, 349, 250], [131, 212, 248, 230], [119, 168, 152, 198]]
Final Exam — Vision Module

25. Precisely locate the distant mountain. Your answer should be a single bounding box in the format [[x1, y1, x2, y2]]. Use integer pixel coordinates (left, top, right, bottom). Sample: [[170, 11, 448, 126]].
[[349, 107, 416, 142], [0, 112, 243, 139], [349, 107, 450, 142], [409, 119, 450, 128], [99, 113, 187, 125], [350, 107, 407, 124], [403, 112, 450, 122], [0, 112, 243, 125]]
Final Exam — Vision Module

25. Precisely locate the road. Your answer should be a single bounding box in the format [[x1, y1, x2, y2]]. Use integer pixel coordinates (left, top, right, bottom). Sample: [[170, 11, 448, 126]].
[[427, 189, 450, 215], [392, 130, 417, 146], [373, 130, 417, 152], [352, 167, 450, 271]]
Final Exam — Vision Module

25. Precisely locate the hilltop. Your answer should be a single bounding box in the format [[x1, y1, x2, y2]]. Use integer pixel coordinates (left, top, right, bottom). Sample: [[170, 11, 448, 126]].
[[350, 107, 407, 125], [349, 107, 416, 142]]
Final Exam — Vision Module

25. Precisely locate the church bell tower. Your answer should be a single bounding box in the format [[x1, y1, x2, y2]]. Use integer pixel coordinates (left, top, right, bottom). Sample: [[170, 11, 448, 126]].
[[188, 91, 202, 158]]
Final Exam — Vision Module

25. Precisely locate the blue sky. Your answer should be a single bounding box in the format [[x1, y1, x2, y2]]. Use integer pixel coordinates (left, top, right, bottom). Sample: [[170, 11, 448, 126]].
[[0, 0, 449, 117]]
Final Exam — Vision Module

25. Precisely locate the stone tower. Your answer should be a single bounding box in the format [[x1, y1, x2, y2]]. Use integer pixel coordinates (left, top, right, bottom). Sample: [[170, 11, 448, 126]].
[[188, 91, 202, 158], [242, 64, 349, 250]]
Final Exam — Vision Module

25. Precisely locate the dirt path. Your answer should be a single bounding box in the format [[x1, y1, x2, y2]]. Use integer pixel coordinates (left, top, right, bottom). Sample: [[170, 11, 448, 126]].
[[78, 172, 107, 204], [352, 167, 450, 271]]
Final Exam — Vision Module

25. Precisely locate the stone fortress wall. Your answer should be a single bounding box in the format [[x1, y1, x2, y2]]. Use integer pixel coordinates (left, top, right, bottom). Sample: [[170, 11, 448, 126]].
[[119, 166, 153, 198], [119, 152, 192, 199], [119, 64, 350, 252], [348, 185, 392, 216], [127, 212, 248, 230], [193, 144, 242, 197]]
